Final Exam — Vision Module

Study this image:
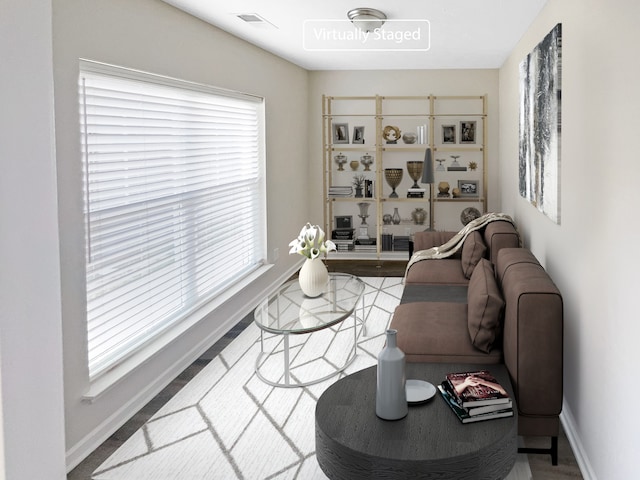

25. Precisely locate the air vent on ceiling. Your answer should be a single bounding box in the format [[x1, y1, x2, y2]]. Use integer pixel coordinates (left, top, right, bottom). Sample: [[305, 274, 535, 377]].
[[236, 13, 277, 29], [237, 13, 264, 23]]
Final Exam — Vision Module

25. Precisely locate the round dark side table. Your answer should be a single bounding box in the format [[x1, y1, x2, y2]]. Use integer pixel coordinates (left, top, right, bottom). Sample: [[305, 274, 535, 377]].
[[315, 362, 517, 479]]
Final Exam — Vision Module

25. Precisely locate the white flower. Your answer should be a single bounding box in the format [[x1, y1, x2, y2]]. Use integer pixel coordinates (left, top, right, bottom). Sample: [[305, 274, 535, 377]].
[[288, 223, 336, 259]]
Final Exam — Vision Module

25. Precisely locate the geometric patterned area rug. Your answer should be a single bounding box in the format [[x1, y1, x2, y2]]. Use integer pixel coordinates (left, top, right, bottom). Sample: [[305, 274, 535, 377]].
[[92, 277, 531, 479]]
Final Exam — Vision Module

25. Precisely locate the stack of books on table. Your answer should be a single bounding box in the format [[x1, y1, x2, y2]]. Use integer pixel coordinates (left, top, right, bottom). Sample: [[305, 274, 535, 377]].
[[328, 186, 353, 198], [438, 370, 513, 423]]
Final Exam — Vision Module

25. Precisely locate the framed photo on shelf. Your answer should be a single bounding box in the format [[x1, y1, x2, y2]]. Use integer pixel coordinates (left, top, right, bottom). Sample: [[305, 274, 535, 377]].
[[333, 123, 350, 144], [335, 215, 353, 229], [352, 126, 365, 144], [442, 125, 456, 144], [460, 121, 477, 144], [458, 180, 479, 197]]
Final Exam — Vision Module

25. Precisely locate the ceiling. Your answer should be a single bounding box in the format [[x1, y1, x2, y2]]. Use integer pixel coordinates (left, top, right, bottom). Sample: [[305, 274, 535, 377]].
[[161, 0, 548, 70]]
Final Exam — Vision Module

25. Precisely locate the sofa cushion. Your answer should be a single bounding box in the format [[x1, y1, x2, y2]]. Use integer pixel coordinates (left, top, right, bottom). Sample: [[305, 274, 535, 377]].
[[461, 231, 487, 278], [467, 258, 504, 353], [404, 259, 468, 285], [412, 230, 457, 253], [390, 301, 502, 364]]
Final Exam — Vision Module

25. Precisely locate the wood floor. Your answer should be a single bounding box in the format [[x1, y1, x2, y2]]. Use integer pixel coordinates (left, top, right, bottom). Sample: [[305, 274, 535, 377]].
[[68, 260, 583, 479]]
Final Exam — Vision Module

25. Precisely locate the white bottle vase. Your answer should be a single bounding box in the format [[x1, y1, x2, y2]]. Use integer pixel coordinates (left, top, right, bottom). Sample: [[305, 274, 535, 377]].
[[298, 257, 329, 298], [376, 329, 408, 420]]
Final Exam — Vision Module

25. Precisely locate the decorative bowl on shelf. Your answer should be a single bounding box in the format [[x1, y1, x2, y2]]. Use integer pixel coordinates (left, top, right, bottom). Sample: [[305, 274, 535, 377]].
[[402, 132, 417, 144], [360, 153, 373, 171], [334, 153, 347, 171], [384, 168, 403, 198]]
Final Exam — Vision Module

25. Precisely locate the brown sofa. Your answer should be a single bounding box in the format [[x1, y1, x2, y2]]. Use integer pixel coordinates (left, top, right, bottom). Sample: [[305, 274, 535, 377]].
[[390, 221, 563, 464]]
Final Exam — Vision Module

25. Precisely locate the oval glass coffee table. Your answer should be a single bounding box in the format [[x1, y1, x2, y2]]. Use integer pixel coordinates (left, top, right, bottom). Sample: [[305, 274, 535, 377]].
[[316, 362, 517, 479], [254, 273, 365, 388]]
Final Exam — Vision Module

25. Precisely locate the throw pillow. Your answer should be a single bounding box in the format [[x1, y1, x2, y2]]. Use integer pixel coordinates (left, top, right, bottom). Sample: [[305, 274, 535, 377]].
[[461, 231, 487, 278], [467, 258, 505, 353]]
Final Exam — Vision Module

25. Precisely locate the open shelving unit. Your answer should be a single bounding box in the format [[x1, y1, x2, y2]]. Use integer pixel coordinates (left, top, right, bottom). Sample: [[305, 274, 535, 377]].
[[322, 94, 487, 259]]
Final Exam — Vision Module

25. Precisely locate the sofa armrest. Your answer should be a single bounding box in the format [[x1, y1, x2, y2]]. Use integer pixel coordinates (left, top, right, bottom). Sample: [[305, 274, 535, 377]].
[[497, 249, 563, 434], [483, 221, 521, 264]]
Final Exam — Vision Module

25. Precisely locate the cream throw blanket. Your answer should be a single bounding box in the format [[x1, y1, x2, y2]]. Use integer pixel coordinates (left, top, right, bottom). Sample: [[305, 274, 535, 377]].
[[404, 212, 518, 278]]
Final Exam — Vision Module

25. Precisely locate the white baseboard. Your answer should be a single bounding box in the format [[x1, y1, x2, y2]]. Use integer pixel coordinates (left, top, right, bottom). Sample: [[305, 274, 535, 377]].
[[66, 264, 299, 472], [560, 397, 597, 480]]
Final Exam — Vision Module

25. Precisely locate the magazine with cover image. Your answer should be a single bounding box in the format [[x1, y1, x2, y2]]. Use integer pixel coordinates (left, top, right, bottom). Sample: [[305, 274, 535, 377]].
[[438, 385, 513, 424], [445, 370, 511, 408]]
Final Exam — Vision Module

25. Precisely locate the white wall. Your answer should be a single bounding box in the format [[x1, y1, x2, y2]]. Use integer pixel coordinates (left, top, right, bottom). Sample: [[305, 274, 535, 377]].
[[0, 0, 67, 478], [498, 1, 640, 478], [308, 70, 500, 229], [52, 0, 309, 468]]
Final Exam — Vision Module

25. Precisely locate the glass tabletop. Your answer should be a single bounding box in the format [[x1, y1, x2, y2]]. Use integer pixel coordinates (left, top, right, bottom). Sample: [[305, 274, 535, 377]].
[[254, 273, 365, 334]]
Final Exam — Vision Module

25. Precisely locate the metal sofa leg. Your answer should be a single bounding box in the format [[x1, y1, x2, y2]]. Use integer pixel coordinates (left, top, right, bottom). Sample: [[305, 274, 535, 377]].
[[518, 436, 558, 465]]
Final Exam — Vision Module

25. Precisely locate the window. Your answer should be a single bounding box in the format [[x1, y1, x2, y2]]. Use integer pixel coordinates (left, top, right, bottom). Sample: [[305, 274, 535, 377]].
[[79, 60, 266, 379]]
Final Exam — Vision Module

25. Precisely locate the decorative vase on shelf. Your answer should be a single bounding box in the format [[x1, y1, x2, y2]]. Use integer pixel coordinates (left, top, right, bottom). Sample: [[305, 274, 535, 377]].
[[357, 202, 370, 226], [298, 258, 329, 298], [406, 161, 424, 189], [384, 168, 403, 198], [411, 208, 426, 225], [438, 181, 450, 198], [392, 208, 401, 225], [376, 329, 408, 420]]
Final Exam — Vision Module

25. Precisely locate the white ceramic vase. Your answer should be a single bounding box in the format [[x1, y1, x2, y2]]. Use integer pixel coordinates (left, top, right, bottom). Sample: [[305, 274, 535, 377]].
[[298, 258, 329, 298], [376, 329, 408, 420]]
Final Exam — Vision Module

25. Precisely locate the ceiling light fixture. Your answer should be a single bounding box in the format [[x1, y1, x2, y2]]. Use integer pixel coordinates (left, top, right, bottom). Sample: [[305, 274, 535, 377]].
[[347, 8, 387, 32]]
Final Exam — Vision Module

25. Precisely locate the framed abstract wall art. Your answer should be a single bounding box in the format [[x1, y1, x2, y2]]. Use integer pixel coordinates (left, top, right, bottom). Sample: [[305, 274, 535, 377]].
[[519, 23, 562, 224]]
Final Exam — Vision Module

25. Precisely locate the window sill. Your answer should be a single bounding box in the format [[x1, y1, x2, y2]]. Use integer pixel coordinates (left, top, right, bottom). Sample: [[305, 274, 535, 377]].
[[82, 264, 273, 402]]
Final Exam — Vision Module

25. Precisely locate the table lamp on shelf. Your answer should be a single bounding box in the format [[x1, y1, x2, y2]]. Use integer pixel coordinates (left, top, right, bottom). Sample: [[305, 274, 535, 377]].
[[421, 148, 435, 231]]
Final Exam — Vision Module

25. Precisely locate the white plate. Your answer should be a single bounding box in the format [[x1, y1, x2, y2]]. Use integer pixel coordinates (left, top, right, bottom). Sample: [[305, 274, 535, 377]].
[[406, 379, 436, 404]]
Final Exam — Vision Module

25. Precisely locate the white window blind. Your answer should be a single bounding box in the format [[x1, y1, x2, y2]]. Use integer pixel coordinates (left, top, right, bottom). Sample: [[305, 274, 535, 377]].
[[79, 60, 266, 379]]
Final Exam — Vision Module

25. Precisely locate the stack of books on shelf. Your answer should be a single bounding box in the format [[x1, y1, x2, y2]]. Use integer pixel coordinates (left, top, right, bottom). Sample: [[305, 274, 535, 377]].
[[364, 179, 375, 198], [331, 229, 355, 251], [333, 240, 355, 251], [354, 238, 376, 252], [438, 370, 513, 424], [328, 186, 353, 198], [393, 235, 410, 252], [407, 187, 425, 198], [381, 233, 393, 251]]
